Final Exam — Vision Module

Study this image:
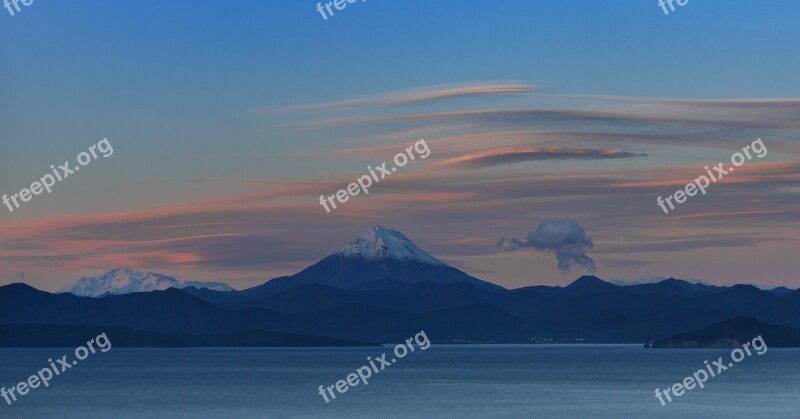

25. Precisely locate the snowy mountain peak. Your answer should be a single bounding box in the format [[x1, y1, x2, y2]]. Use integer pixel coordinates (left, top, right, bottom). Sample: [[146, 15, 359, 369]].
[[332, 225, 445, 266], [57, 268, 234, 297]]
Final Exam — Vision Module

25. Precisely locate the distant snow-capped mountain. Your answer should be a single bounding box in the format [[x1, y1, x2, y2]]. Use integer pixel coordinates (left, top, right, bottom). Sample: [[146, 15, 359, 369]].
[[332, 225, 445, 266], [257, 225, 504, 293], [57, 268, 234, 297]]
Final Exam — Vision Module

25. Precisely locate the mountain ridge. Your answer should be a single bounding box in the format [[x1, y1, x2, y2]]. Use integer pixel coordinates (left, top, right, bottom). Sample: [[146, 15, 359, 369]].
[[4, 275, 800, 346], [58, 268, 234, 297]]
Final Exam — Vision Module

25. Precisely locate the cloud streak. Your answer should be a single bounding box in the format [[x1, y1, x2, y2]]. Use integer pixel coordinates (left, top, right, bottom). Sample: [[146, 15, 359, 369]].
[[270, 82, 534, 111], [331, 108, 800, 131], [438, 146, 647, 168]]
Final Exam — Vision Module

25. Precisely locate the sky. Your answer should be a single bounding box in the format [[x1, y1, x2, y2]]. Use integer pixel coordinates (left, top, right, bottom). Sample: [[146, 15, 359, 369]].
[[1, 0, 798, 291]]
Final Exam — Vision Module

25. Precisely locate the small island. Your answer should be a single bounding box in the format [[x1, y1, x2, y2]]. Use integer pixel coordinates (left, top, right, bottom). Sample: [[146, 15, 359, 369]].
[[647, 317, 800, 348]]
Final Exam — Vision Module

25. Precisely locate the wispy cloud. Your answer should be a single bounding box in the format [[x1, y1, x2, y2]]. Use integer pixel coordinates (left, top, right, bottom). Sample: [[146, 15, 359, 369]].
[[331, 108, 800, 130], [437, 146, 647, 168], [269, 82, 534, 112], [596, 235, 788, 253], [536, 92, 800, 108]]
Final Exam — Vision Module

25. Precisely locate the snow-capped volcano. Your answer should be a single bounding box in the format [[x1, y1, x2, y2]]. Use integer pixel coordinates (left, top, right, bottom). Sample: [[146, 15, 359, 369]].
[[261, 225, 504, 292], [57, 268, 234, 297], [332, 225, 445, 266]]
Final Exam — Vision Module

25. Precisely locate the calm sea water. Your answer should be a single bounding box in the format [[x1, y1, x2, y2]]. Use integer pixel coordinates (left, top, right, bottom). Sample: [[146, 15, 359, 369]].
[[0, 345, 797, 418]]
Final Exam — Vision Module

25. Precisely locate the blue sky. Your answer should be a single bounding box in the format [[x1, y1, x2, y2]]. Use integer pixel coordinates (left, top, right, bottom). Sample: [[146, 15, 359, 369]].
[[1, 0, 798, 290]]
